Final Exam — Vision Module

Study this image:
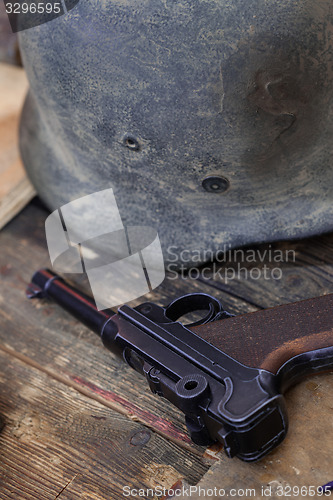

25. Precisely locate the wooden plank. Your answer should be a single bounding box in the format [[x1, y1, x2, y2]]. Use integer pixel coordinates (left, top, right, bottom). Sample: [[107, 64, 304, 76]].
[[0, 201, 232, 456], [0, 201, 225, 497], [0, 63, 36, 230], [0, 203, 195, 450], [1, 198, 333, 497], [0, 350, 207, 499], [195, 237, 333, 308]]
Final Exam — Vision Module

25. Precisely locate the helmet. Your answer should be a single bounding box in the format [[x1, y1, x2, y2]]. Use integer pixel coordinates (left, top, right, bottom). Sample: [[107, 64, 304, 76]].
[[18, 0, 333, 268]]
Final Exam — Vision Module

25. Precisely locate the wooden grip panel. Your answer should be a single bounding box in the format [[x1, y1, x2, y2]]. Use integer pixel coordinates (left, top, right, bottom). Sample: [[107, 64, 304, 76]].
[[192, 294, 333, 374]]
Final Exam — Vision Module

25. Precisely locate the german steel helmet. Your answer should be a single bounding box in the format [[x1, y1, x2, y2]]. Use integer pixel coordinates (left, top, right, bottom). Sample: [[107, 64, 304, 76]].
[[18, 0, 333, 268]]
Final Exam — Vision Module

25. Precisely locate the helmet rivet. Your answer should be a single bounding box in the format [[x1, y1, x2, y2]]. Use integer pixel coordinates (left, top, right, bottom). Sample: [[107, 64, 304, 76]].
[[202, 176, 229, 193], [123, 135, 140, 151]]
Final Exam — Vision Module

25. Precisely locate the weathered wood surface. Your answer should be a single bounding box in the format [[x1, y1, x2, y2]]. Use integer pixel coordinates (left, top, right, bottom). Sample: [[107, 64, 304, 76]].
[[0, 200, 333, 498], [0, 350, 207, 499], [0, 202, 220, 499], [0, 63, 35, 230], [0, 204, 253, 449], [196, 236, 333, 308]]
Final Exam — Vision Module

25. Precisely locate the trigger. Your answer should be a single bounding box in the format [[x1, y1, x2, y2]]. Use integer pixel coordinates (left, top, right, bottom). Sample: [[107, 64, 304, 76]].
[[185, 415, 214, 446]]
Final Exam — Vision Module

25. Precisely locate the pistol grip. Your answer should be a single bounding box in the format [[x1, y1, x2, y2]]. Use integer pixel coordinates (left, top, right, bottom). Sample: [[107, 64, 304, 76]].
[[192, 294, 333, 387]]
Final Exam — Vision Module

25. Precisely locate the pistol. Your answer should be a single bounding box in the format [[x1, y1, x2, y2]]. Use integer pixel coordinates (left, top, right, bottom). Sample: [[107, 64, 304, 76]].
[[26, 269, 333, 462]]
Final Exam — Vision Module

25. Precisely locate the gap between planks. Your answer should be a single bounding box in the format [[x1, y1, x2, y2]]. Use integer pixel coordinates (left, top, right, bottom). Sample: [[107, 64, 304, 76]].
[[0, 341, 204, 457]]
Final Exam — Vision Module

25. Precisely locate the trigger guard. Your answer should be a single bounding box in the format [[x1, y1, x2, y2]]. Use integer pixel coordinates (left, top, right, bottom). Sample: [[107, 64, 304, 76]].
[[164, 293, 231, 327]]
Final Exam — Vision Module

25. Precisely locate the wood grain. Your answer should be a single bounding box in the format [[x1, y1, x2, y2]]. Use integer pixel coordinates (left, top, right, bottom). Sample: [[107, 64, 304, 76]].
[[196, 238, 333, 308], [0, 203, 202, 451], [1, 199, 333, 497], [0, 202, 217, 498], [0, 63, 35, 230], [0, 350, 207, 499]]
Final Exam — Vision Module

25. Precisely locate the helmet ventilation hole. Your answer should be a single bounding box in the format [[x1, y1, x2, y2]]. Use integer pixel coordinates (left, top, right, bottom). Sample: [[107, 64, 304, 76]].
[[123, 135, 140, 151], [202, 176, 229, 193]]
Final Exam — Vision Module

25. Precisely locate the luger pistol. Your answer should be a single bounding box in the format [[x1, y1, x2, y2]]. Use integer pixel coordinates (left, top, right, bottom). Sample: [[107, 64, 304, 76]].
[[26, 269, 333, 462]]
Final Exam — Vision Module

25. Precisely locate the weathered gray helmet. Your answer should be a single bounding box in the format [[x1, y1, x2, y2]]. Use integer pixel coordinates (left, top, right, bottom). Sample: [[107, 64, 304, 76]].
[[18, 0, 333, 268]]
